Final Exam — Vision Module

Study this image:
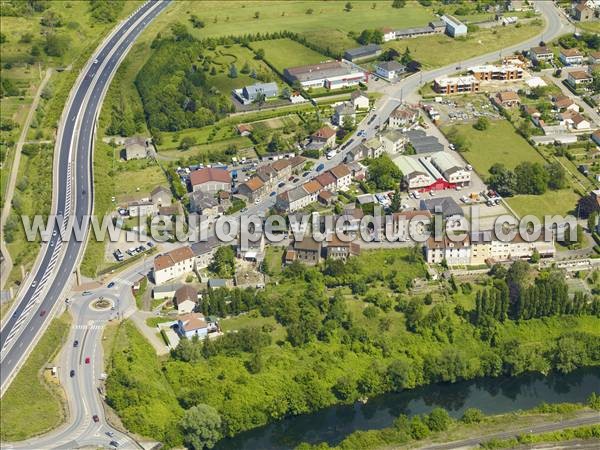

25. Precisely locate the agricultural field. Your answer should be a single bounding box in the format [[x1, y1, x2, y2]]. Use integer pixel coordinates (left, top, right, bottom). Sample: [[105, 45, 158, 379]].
[[249, 38, 328, 73], [385, 20, 544, 69], [443, 120, 545, 176]]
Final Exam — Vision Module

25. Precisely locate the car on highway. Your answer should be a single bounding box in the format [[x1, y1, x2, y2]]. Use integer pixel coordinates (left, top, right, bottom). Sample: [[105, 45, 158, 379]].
[[107, 282, 115, 288], [316, 163, 325, 172], [31, 280, 37, 288], [73, 340, 79, 347], [39, 310, 46, 317], [93, 415, 99, 423], [85, 357, 91, 364], [70, 370, 75, 377]]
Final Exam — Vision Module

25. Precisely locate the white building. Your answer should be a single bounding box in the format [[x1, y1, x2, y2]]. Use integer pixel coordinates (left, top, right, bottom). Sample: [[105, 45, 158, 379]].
[[350, 91, 369, 109], [375, 61, 406, 81], [388, 105, 419, 128], [393, 155, 435, 190], [559, 48, 584, 66], [329, 164, 352, 191], [283, 61, 366, 90], [380, 129, 407, 154], [127, 200, 155, 217], [333, 102, 356, 126], [426, 236, 471, 265], [430, 152, 471, 186], [441, 15, 467, 37], [153, 246, 196, 285], [176, 312, 218, 339]]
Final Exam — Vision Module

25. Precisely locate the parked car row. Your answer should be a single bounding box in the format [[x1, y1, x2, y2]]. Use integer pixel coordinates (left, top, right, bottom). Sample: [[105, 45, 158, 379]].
[[113, 242, 153, 262]]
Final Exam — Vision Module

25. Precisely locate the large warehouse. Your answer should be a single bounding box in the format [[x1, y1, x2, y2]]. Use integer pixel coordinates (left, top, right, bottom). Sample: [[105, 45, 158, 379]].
[[283, 61, 367, 90]]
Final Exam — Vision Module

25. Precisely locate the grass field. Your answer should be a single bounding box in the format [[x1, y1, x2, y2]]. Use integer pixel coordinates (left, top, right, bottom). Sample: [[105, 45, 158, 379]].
[[165, 1, 435, 41], [443, 120, 545, 176], [205, 44, 279, 93], [249, 38, 327, 73], [0, 312, 71, 442], [385, 21, 544, 69], [506, 189, 580, 219]]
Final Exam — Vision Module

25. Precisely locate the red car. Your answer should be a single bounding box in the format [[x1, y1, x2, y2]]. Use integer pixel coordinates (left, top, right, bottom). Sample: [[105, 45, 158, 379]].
[[85, 357, 90, 364]]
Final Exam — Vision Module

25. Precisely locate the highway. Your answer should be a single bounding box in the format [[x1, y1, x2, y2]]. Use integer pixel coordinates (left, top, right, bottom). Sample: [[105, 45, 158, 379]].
[[0, 0, 170, 400]]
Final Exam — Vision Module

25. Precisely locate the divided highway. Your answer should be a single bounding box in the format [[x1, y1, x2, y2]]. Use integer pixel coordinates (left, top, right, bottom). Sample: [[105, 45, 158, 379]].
[[0, 0, 170, 395]]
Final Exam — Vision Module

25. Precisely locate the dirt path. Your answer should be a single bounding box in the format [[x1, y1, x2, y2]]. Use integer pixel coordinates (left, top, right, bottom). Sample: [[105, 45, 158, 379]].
[[0, 68, 53, 290]]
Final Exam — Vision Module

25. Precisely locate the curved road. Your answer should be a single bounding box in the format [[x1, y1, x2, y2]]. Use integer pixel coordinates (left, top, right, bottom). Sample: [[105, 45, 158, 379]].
[[0, 0, 170, 394]]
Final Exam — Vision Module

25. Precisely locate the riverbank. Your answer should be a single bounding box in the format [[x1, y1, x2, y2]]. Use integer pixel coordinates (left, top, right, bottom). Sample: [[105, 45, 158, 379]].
[[293, 399, 600, 450]]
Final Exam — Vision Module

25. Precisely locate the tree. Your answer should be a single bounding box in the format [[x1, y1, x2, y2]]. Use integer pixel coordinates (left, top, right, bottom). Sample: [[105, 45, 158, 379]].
[[180, 404, 222, 449], [44, 33, 70, 57], [587, 210, 598, 232], [253, 11, 260, 19], [255, 48, 265, 60], [306, 8, 314, 14], [209, 246, 235, 278], [229, 63, 238, 78], [426, 408, 451, 432], [530, 248, 540, 263], [545, 162, 566, 190], [189, 15, 205, 28], [366, 155, 403, 190], [333, 376, 355, 400], [514, 162, 548, 195], [241, 62, 250, 74], [345, 2, 353, 12], [400, 46, 413, 65], [473, 116, 490, 131], [487, 163, 516, 197], [392, 0, 406, 7], [461, 408, 484, 423]]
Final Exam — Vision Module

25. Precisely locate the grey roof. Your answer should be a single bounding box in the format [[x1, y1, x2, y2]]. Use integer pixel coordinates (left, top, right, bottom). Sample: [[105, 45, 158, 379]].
[[243, 82, 278, 98], [288, 185, 310, 203], [208, 279, 227, 288], [191, 235, 220, 256], [420, 197, 463, 218], [376, 60, 406, 72], [284, 61, 361, 83], [335, 103, 355, 115], [153, 283, 182, 294], [395, 26, 434, 37], [344, 44, 381, 59], [189, 191, 219, 211], [406, 130, 444, 154]]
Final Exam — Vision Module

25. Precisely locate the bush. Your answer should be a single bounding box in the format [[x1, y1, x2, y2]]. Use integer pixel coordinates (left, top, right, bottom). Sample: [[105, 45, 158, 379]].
[[461, 407, 484, 424]]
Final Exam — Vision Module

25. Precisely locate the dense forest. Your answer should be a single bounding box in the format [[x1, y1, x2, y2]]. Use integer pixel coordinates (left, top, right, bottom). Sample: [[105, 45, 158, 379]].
[[106, 250, 600, 449], [135, 24, 233, 132]]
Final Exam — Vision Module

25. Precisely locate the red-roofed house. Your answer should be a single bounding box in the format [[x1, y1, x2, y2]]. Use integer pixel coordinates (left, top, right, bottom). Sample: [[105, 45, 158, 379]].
[[189, 168, 231, 194]]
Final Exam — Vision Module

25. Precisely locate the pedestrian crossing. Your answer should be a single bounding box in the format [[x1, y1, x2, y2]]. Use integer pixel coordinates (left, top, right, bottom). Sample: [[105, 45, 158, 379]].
[[72, 322, 106, 331]]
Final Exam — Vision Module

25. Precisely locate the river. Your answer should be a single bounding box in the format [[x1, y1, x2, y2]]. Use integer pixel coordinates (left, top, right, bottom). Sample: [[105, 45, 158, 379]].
[[215, 367, 600, 450]]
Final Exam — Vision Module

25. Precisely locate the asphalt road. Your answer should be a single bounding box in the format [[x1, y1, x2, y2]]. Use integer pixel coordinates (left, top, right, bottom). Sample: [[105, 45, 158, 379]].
[[0, 0, 170, 397]]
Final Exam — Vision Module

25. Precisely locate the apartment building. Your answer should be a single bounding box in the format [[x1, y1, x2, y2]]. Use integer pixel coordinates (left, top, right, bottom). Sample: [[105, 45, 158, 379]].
[[433, 75, 480, 95], [153, 246, 196, 285], [469, 64, 524, 81]]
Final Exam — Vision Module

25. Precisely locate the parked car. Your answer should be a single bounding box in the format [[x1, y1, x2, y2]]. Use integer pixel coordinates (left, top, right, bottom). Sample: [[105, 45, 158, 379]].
[[316, 163, 325, 172], [278, 182, 285, 188]]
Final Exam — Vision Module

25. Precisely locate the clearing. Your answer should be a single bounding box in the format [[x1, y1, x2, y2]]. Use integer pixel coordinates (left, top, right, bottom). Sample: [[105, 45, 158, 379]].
[[249, 38, 328, 73]]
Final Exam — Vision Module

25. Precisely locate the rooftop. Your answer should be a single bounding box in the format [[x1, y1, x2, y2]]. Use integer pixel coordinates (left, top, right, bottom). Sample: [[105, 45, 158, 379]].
[[154, 246, 194, 272], [189, 168, 231, 186]]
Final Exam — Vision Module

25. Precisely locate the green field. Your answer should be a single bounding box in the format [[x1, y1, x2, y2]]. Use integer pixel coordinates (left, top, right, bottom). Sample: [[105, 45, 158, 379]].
[[385, 21, 544, 69], [0, 312, 71, 442], [506, 189, 580, 219], [205, 44, 279, 93], [443, 120, 545, 176], [249, 38, 327, 73]]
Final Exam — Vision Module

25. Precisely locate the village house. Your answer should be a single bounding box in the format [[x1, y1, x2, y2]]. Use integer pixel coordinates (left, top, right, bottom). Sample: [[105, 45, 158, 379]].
[[329, 164, 352, 191], [567, 70, 593, 88], [425, 235, 471, 265], [151, 186, 172, 207], [560, 110, 591, 130], [333, 102, 356, 126], [276, 185, 312, 212], [310, 126, 337, 150], [572, 2, 595, 20], [375, 60, 406, 81], [590, 51, 600, 65], [189, 168, 231, 194], [559, 48, 584, 66], [324, 235, 360, 261], [492, 91, 521, 108], [237, 175, 266, 203], [127, 200, 155, 218], [388, 104, 419, 128], [176, 312, 218, 339], [529, 46, 554, 64], [189, 191, 221, 216], [387, 210, 432, 242], [153, 246, 196, 285], [152, 283, 182, 300], [350, 91, 370, 110], [174, 285, 198, 314], [123, 136, 149, 160], [236, 123, 253, 136], [553, 94, 579, 112], [315, 171, 337, 192], [191, 236, 220, 271], [380, 129, 407, 154], [317, 190, 336, 206], [289, 237, 322, 265]]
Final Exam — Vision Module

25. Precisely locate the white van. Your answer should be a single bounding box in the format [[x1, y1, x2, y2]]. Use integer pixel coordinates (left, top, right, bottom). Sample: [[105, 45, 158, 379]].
[[326, 150, 336, 160]]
